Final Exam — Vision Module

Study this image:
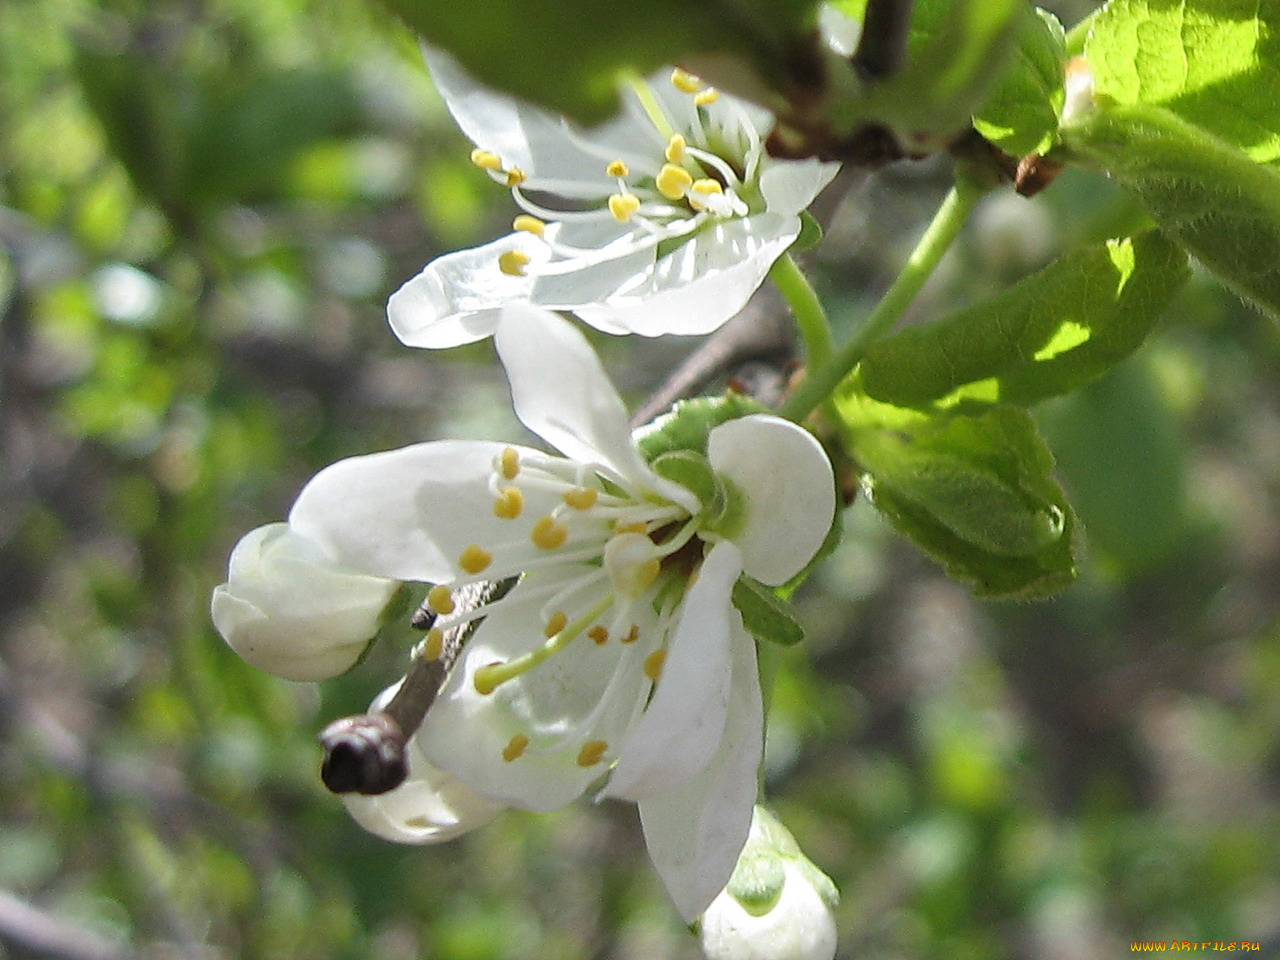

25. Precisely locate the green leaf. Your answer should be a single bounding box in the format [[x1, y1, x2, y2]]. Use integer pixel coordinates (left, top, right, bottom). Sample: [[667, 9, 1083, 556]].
[[858, 231, 1190, 408], [1084, 0, 1280, 164], [833, 0, 1025, 143], [972, 7, 1066, 157], [836, 394, 1076, 597], [379, 0, 820, 125], [1063, 103, 1280, 322], [732, 579, 805, 647]]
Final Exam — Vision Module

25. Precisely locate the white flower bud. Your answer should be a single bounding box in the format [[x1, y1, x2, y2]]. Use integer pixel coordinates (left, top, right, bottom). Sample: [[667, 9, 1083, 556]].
[[211, 523, 399, 682], [699, 808, 839, 960], [342, 684, 506, 843]]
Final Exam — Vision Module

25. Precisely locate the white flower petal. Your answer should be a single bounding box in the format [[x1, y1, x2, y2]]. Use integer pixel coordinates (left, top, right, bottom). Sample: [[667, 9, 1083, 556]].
[[387, 233, 546, 348], [288, 440, 565, 583], [604, 541, 743, 799], [759, 160, 840, 216], [494, 305, 693, 509], [424, 45, 655, 196], [708, 415, 835, 586], [342, 684, 505, 843], [636, 617, 763, 921], [575, 217, 799, 337], [699, 861, 838, 960], [419, 569, 657, 812]]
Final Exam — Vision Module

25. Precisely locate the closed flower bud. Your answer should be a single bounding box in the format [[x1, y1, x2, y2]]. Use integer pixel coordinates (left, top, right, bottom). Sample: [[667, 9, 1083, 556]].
[[699, 808, 838, 960], [211, 523, 399, 682]]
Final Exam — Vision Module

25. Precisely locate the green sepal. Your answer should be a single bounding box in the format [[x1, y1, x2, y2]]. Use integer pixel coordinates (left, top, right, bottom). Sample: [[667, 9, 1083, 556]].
[[635, 393, 767, 462], [837, 391, 1077, 598], [378, 0, 822, 125], [732, 578, 805, 647], [858, 231, 1189, 409], [1063, 104, 1280, 322], [342, 581, 418, 675], [651, 450, 722, 514], [791, 210, 824, 253], [1084, 0, 1280, 164], [972, 7, 1066, 157]]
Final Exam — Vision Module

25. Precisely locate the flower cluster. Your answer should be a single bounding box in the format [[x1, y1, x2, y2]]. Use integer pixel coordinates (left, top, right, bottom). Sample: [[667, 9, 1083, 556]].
[[212, 48, 841, 936], [388, 51, 837, 345]]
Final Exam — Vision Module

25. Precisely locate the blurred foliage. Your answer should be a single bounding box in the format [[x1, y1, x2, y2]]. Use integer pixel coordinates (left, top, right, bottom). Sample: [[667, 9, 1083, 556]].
[[1, 1, 1278, 959]]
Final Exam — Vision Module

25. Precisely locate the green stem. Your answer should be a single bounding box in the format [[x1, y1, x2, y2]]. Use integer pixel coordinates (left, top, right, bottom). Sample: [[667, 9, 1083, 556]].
[[779, 178, 983, 422], [770, 252, 833, 367]]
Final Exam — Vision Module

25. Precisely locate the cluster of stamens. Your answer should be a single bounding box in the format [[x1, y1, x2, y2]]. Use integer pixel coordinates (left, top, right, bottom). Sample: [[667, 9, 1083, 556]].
[[416, 445, 711, 771], [471, 68, 762, 280]]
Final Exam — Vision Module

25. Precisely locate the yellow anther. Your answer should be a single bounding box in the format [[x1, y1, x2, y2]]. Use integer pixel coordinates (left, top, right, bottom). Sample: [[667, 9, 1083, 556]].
[[459, 544, 492, 575], [427, 584, 455, 615], [513, 214, 545, 236], [502, 734, 530, 762], [644, 649, 667, 683], [505, 166, 527, 187], [588, 625, 609, 645], [500, 447, 520, 480], [665, 134, 687, 163], [563, 487, 599, 510], [693, 87, 720, 106], [474, 660, 505, 695], [470, 148, 503, 171], [544, 610, 568, 638], [577, 740, 609, 767], [621, 624, 641, 645], [608, 192, 642, 223], [498, 250, 531, 277], [531, 515, 569, 550], [493, 485, 524, 520], [614, 521, 648, 535], [656, 163, 694, 200], [422, 628, 444, 661], [606, 159, 630, 178], [689, 178, 724, 211], [671, 67, 703, 94]]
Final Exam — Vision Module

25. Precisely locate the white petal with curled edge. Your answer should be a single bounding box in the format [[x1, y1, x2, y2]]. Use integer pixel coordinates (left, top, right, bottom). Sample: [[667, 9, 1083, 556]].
[[604, 541, 742, 800], [759, 159, 840, 216], [288, 440, 564, 584], [708, 415, 835, 586], [494, 305, 695, 509], [636, 616, 763, 922], [387, 233, 546, 349], [575, 217, 798, 337], [423, 46, 655, 198], [419, 568, 659, 812]]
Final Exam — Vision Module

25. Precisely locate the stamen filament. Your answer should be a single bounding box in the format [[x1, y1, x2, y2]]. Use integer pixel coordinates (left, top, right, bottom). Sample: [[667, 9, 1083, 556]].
[[473, 595, 613, 694]]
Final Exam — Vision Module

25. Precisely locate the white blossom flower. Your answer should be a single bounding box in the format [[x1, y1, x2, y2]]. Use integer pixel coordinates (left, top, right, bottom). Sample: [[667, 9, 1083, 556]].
[[342, 683, 506, 843], [211, 523, 400, 682], [287, 303, 836, 918], [699, 807, 839, 960], [387, 51, 838, 347]]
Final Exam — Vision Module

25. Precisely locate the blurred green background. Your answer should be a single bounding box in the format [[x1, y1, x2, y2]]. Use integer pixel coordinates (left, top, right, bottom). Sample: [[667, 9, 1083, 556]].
[[2, 1, 1278, 958]]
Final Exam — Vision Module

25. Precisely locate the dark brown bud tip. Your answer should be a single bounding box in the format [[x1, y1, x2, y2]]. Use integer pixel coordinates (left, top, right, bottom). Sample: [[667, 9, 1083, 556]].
[[318, 713, 408, 796]]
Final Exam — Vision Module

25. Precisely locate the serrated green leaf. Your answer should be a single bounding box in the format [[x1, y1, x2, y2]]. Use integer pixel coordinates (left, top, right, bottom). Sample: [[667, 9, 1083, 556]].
[[972, 7, 1066, 157], [380, 0, 820, 125], [1063, 103, 1280, 321], [1084, 0, 1280, 164], [858, 231, 1189, 408], [837, 394, 1076, 597], [732, 579, 805, 647], [833, 0, 1024, 142]]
